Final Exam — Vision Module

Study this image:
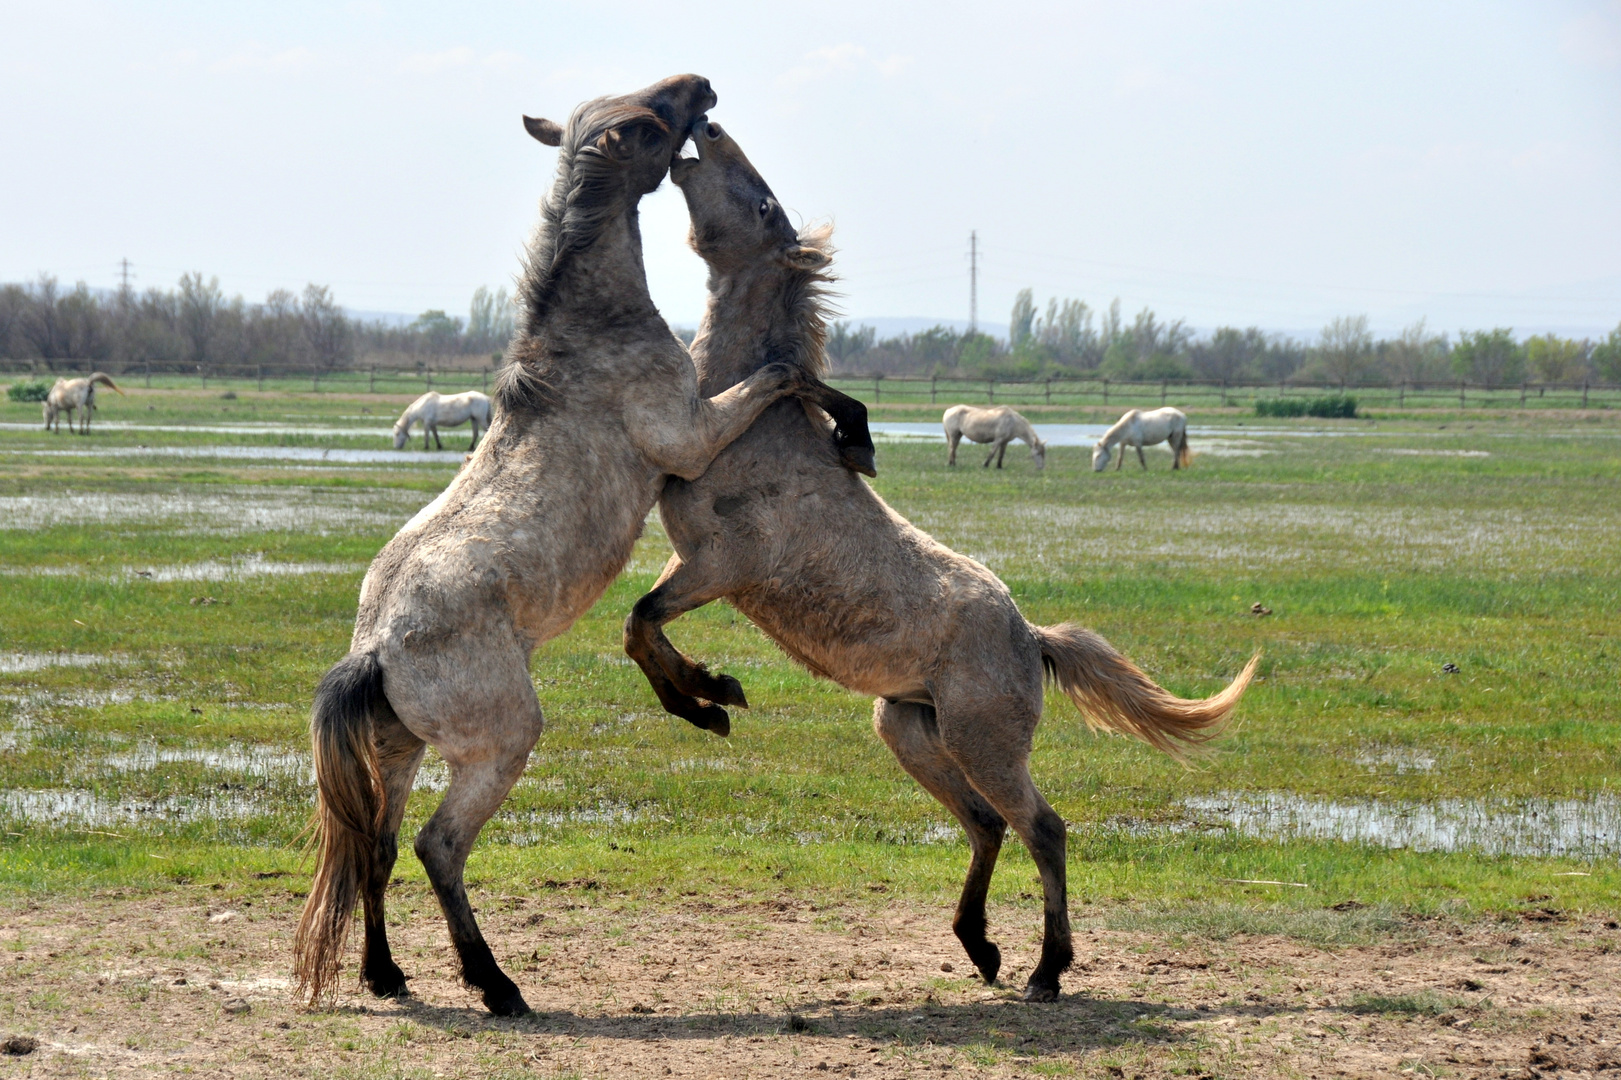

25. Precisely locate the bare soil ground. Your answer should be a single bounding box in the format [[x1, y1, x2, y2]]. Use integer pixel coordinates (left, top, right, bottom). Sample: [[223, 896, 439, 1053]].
[[2, 887, 1616, 1079]]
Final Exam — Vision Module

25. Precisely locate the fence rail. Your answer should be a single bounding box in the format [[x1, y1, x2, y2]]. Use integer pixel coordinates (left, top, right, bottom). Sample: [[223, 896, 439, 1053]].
[[822, 374, 1621, 412], [3, 361, 1618, 411]]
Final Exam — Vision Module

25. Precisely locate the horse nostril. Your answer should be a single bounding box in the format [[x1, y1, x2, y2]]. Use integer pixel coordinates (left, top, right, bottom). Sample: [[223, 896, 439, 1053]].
[[705, 122, 722, 140]]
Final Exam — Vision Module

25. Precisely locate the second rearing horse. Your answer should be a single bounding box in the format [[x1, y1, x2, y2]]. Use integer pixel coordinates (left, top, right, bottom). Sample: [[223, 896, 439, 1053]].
[[624, 121, 1255, 1004]]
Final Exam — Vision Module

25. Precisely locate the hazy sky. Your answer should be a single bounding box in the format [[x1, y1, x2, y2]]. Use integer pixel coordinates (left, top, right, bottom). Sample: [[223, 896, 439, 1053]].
[[4, 1, 1619, 337]]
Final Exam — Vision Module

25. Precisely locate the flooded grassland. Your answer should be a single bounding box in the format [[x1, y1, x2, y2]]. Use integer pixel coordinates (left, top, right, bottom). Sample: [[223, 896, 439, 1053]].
[[2, 391, 1621, 1073]]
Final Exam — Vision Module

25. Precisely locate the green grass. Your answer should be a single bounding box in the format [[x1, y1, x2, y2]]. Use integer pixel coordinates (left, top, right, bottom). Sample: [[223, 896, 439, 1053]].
[[2, 391, 1620, 928]]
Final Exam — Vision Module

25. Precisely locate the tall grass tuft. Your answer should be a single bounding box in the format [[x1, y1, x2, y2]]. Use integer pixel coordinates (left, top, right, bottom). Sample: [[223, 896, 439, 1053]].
[[1254, 394, 1358, 418]]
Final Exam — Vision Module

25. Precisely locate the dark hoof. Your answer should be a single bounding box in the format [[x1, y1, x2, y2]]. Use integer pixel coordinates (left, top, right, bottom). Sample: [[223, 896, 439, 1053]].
[[839, 445, 877, 477], [695, 671, 748, 709], [683, 703, 731, 738], [1020, 981, 1060, 1003], [967, 941, 1002, 986], [363, 962, 409, 998], [483, 984, 531, 1017]]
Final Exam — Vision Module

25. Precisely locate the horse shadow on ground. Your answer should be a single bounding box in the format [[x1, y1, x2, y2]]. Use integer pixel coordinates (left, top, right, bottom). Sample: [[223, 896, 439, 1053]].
[[345, 987, 1375, 1056]]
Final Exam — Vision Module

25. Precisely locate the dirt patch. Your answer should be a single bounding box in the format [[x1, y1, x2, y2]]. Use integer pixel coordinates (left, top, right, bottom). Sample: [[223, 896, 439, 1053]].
[[1, 889, 1617, 1078]]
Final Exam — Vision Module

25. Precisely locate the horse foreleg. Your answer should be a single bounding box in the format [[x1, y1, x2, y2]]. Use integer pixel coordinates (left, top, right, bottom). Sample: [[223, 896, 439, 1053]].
[[413, 700, 541, 1016], [1115, 443, 1125, 470], [624, 555, 744, 736], [468, 418, 481, 452], [797, 382, 876, 476], [360, 714, 426, 998], [996, 440, 1009, 469], [873, 699, 1008, 986], [432, 423, 443, 450], [1136, 443, 1147, 469]]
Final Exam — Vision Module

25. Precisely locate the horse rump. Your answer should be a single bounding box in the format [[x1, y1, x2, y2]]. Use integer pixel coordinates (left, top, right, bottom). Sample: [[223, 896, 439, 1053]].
[[293, 650, 391, 1003], [1033, 623, 1255, 758]]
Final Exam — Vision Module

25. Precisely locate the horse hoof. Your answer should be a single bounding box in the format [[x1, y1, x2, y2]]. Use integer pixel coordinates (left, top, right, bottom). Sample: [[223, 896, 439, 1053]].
[[363, 964, 410, 998], [1020, 982, 1060, 1003], [483, 986, 532, 1017], [970, 942, 1002, 987], [840, 446, 877, 477], [687, 704, 731, 738], [706, 673, 748, 709]]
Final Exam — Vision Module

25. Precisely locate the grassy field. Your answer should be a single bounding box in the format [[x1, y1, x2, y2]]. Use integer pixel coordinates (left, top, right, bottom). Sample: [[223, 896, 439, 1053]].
[[4, 384, 1618, 925]]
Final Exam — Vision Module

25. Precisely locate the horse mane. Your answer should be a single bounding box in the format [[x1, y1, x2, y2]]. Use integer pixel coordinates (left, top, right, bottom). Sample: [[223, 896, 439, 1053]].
[[1099, 409, 1139, 445], [767, 223, 837, 379], [514, 98, 669, 327], [500, 98, 671, 419]]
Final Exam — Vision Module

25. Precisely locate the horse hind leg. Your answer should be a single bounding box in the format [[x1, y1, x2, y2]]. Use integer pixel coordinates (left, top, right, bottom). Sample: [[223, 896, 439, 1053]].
[[933, 690, 1072, 1002], [360, 712, 427, 997], [624, 554, 744, 736], [872, 699, 1008, 986], [412, 704, 541, 1015], [947, 432, 960, 466]]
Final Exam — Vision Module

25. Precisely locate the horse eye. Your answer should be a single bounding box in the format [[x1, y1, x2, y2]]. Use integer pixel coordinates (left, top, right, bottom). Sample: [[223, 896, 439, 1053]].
[[758, 199, 770, 218]]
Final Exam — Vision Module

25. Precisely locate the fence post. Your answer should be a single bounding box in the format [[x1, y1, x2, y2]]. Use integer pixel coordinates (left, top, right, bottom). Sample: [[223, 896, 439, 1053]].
[[1398, 381, 1405, 407], [987, 379, 995, 404], [144, 361, 151, 389], [1220, 379, 1227, 406], [369, 366, 376, 393], [1161, 379, 1168, 405], [199, 365, 207, 389], [1102, 378, 1108, 405], [930, 375, 937, 404], [312, 367, 319, 393], [1045, 377, 1051, 404], [257, 364, 264, 392], [482, 369, 488, 393], [1459, 380, 1465, 407], [426, 369, 433, 391], [1583, 381, 1590, 409], [1519, 382, 1526, 407], [874, 375, 881, 404]]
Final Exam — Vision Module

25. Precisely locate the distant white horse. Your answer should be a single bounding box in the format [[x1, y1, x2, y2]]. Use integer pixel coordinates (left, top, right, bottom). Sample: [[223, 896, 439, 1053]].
[[943, 404, 1047, 470], [44, 373, 124, 434], [392, 390, 491, 450], [1092, 407, 1191, 471]]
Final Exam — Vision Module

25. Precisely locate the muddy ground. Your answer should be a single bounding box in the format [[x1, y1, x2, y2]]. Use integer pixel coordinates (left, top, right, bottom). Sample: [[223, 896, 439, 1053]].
[[1, 886, 1616, 1079]]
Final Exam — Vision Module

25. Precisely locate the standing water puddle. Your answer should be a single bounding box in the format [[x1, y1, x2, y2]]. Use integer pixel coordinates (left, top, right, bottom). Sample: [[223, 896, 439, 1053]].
[[1180, 791, 1621, 858]]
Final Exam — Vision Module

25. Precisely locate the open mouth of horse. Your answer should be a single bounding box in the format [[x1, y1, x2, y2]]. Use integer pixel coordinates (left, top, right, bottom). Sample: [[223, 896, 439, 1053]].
[[671, 115, 710, 167]]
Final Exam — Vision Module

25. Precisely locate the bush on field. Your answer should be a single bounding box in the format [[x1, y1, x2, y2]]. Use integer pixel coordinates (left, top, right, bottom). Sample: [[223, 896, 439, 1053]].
[[6, 381, 51, 403], [1254, 394, 1358, 419]]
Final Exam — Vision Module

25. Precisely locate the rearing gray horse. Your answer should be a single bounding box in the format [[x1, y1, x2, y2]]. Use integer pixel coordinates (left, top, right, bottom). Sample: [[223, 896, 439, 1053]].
[[293, 76, 873, 1017]]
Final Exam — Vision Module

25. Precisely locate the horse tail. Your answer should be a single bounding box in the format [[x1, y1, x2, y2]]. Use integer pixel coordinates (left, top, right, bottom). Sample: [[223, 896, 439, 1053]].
[[1175, 429, 1193, 468], [1033, 623, 1256, 759], [88, 372, 125, 395], [293, 650, 390, 1004]]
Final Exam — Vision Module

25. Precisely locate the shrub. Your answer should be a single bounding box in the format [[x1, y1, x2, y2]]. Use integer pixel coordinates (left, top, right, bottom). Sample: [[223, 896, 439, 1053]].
[[6, 380, 51, 403], [1254, 394, 1357, 419]]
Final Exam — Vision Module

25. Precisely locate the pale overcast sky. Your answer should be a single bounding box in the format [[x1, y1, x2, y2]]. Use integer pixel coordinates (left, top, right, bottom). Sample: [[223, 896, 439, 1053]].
[[3, 1, 1618, 338]]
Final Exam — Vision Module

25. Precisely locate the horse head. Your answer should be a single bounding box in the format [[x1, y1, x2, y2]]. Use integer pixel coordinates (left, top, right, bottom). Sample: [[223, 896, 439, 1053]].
[[392, 420, 410, 450], [1091, 441, 1111, 471], [1031, 437, 1047, 471], [671, 120, 831, 277]]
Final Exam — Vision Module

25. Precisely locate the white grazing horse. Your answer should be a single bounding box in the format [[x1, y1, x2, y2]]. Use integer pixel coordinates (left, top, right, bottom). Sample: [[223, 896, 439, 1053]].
[[1092, 407, 1191, 471], [943, 404, 1046, 470], [392, 390, 492, 450], [44, 373, 124, 434]]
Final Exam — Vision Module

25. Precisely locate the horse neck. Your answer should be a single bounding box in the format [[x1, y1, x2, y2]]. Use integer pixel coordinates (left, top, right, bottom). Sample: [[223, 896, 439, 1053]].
[[1011, 414, 1037, 443], [529, 211, 662, 339], [691, 263, 825, 396]]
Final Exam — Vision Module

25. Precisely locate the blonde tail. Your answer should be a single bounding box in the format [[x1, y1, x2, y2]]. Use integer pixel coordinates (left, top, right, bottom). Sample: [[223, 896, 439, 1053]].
[[1033, 623, 1256, 759], [1175, 431, 1193, 469], [292, 652, 388, 1004]]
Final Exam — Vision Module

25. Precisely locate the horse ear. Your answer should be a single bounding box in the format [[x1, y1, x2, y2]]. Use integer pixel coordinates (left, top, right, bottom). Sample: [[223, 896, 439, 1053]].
[[523, 116, 563, 146], [779, 245, 832, 271], [595, 109, 671, 161]]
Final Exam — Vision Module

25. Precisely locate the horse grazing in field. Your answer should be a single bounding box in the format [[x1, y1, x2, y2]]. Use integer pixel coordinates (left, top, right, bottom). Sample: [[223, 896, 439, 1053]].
[[293, 76, 875, 1017], [1092, 407, 1190, 471], [943, 404, 1046, 470], [623, 122, 1256, 1003], [44, 373, 124, 434], [392, 390, 491, 450]]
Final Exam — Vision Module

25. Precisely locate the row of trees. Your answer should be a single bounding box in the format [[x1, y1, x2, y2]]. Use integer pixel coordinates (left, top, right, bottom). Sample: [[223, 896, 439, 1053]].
[[0, 275, 517, 372], [830, 289, 1621, 386]]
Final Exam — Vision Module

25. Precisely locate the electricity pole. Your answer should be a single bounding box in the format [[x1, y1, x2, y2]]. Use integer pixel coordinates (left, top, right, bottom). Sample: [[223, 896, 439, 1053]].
[[968, 230, 978, 334]]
